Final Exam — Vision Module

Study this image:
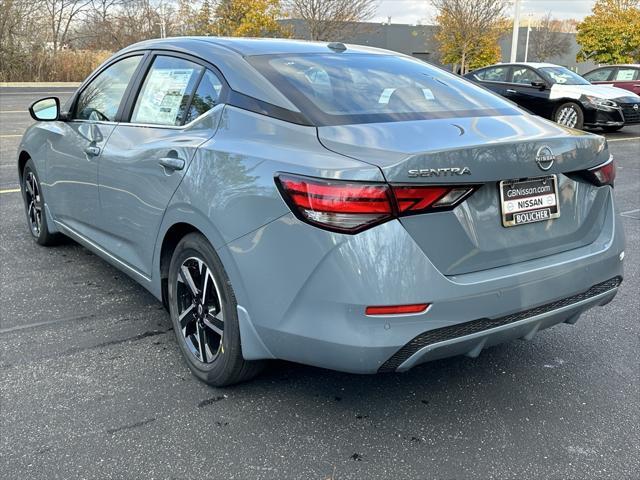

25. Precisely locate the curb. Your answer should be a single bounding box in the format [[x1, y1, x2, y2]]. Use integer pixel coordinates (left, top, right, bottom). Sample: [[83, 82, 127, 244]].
[[0, 82, 80, 87]]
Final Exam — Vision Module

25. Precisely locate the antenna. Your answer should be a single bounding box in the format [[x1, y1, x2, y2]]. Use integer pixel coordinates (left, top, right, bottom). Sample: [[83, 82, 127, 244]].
[[327, 42, 347, 52]]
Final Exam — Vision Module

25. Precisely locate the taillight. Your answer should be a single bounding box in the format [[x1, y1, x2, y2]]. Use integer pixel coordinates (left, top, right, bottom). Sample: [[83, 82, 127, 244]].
[[586, 156, 615, 187], [276, 173, 475, 234]]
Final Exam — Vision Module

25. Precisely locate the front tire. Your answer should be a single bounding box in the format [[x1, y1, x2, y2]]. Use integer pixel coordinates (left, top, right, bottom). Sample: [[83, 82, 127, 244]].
[[168, 233, 263, 386], [21, 159, 59, 246], [554, 102, 584, 129]]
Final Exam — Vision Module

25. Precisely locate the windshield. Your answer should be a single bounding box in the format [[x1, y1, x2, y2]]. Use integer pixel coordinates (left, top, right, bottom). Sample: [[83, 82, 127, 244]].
[[539, 67, 590, 86], [249, 53, 520, 126]]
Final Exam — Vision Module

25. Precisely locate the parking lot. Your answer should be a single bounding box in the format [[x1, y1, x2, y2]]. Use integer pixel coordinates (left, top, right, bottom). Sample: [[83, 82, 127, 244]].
[[0, 86, 638, 479]]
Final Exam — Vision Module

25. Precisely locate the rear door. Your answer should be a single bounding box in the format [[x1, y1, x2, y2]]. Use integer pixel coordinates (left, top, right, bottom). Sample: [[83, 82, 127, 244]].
[[47, 54, 143, 237], [97, 53, 226, 277], [612, 67, 640, 95], [472, 65, 511, 97]]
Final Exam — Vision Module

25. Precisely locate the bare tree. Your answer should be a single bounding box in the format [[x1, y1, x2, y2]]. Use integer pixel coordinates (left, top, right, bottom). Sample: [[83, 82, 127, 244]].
[[432, 0, 509, 74], [42, 0, 92, 52], [529, 12, 572, 62], [284, 0, 378, 41]]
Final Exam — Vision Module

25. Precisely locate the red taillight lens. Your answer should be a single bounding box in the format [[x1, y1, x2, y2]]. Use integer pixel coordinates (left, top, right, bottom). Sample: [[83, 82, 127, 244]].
[[393, 186, 450, 213], [392, 185, 475, 213], [365, 303, 430, 316], [276, 174, 394, 233], [588, 157, 615, 186], [276, 173, 475, 234]]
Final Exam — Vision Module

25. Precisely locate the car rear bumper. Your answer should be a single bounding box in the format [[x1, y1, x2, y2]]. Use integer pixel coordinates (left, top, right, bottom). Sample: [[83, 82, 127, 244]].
[[384, 276, 620, 372], [221, 189, 625, 374]]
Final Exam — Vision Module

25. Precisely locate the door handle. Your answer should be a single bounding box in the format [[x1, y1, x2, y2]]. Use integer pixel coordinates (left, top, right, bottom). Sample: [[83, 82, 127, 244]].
[[84, 145, 101, 156], [506, 89, 517, 94], [158, 157, 185, 171]]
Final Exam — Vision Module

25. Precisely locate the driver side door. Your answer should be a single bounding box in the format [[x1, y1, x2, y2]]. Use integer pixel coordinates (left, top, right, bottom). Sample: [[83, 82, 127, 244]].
[[46, 54, 143, 239], [505, 66, 552, 117]]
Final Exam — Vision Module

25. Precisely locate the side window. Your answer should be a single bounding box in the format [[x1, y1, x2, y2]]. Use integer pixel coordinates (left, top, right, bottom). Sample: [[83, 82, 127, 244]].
[[479, 66, 509, 82], [584, 68, 614, 82], [511, 67, 544, 85], [132, 56, 203, 126], [74, 55, 142, 121], [615, 68, 638, 81], [183, 70, 223, 123]]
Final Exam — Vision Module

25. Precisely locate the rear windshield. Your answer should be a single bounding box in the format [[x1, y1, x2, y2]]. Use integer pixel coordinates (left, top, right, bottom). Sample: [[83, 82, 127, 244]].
[[248, 53, 521, 126]]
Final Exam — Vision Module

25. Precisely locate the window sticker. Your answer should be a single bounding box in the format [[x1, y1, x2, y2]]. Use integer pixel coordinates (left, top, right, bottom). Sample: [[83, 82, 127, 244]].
[[616, 69, 635, 81], [378, 88, 395, 104], [134, 68, 194, 125]]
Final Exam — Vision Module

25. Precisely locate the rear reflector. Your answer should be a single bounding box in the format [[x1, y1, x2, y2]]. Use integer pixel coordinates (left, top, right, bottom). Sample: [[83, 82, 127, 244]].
[[365, 303, 430, 316], [276, 173, 475, 233]]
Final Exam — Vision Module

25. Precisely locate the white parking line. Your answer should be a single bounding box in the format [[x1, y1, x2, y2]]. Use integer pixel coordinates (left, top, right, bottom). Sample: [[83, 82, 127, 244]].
[[0, 134, 22, 138], [620, 208, 640, 218], [608, 136, 640, 143], [0, 188, 20, 194], [0, 110, 26, 113]]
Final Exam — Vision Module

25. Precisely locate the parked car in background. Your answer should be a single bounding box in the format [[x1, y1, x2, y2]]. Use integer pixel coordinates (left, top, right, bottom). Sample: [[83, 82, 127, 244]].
[[465, 62, 640, 132], [19, 39, 624, 386], [583, 65, 640, 95]]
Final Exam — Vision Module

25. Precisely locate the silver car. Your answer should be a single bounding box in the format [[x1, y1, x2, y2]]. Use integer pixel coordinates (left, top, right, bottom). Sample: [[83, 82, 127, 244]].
[[19, 38, 624, 386]]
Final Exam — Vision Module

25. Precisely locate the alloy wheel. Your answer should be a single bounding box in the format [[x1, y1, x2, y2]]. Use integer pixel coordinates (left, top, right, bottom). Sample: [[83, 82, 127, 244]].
[[24, 171, 42, 237], [175, 256, 225, 364], [556, 106, 578, 128]]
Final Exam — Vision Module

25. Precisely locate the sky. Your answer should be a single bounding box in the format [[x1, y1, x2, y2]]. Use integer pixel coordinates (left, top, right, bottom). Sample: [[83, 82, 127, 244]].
[[372, 0, 597, 25]]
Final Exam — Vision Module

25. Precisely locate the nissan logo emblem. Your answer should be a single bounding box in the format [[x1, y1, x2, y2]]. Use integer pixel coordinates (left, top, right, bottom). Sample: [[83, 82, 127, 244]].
[[536, 146, 555, 171], [634, 104, 639, 111]]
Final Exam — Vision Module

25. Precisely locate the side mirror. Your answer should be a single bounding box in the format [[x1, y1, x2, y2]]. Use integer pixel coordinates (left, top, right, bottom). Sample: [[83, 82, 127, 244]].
[[531, 81, 546, 90], [29, 97, 60, 121]]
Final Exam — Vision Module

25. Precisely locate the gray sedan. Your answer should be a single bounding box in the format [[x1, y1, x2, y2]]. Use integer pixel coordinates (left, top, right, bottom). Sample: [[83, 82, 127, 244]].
[[18, 38, 624, 386]]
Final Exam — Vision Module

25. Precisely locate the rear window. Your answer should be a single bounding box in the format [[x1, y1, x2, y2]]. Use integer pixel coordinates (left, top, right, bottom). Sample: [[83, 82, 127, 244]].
[[248, 53, 520, 126]]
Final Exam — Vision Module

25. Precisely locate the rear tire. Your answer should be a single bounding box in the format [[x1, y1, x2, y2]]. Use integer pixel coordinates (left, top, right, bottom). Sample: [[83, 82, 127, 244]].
[[168, 233, 264, 386], [554, 102, 584, 129], [21, 159, 60, 246], [601, 125, 623, 133]]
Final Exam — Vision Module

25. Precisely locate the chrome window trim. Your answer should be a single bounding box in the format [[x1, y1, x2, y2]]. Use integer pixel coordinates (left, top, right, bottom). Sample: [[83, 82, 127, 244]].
[[66, 104, 224, 131]]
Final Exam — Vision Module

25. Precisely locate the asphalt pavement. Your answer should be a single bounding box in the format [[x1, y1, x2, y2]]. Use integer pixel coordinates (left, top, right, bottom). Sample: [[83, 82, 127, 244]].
[[1, 87, 639, 480]]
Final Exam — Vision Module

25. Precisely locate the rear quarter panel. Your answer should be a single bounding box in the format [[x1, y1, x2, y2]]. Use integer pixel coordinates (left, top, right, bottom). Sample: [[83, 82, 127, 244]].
[[151, 105, 383, 299]]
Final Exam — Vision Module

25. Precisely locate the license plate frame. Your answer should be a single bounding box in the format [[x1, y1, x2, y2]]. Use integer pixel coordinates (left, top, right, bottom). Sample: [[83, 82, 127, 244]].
[[499, 175, 560, 227]]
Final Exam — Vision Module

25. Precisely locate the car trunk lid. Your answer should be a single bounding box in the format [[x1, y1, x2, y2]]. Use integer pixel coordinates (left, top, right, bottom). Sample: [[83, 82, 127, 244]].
[[318, 114, 611, 275]]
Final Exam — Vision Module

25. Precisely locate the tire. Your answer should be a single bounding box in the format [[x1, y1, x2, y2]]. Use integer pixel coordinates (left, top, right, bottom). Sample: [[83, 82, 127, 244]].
[[601, 125, 623, 133], [168, 233, 264, 386], [21, 159, 60, 246], [553, 102, 584, 129]]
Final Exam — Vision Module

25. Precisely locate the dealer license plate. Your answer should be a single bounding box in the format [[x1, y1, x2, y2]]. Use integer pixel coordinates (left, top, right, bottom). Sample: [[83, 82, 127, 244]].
[[499, 175, 560, 227]]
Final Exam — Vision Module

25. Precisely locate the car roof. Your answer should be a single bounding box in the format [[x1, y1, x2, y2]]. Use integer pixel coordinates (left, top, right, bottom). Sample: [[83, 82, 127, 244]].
[[588, 64, 640, 68], [122, 36, 395, 57], [114, 36, 398, 112]]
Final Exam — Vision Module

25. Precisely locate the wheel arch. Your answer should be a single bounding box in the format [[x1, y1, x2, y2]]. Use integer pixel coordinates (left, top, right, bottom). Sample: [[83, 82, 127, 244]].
[[158, 222, 203, 310], [18, 150, 31, 183], [155, 215, 273, 361]]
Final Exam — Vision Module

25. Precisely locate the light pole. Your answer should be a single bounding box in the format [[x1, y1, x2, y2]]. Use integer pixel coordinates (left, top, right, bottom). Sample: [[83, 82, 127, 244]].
[[510, 0, 522, 62], [524, 14, 532, 62]]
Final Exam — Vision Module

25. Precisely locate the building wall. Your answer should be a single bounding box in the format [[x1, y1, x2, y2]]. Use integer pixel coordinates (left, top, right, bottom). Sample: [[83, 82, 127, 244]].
[[281, 20, 597, 73]]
